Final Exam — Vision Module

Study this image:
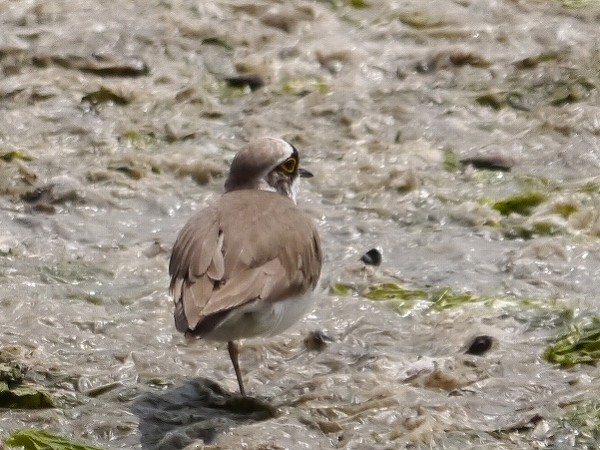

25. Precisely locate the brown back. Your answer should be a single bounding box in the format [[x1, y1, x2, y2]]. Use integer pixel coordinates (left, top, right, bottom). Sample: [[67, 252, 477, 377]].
[[169, 189, 322, 333]]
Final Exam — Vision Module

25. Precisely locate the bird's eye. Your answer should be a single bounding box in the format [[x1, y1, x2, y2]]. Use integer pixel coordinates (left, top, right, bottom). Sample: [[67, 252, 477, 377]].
[[279, 157, 297, 174]]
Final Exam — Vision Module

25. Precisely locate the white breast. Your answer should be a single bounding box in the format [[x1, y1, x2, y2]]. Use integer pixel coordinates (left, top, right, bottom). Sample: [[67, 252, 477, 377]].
[[203, 290, 316, 342]]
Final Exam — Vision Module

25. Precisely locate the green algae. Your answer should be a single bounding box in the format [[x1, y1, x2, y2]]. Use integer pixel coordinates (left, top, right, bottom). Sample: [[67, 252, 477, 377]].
[[470, 174, 594, 238], [337, 282, 424, 315], [476, 92, 507, 110], [544, 318, 600, 367], [443, 148, 460, 172], [516, 174, 557, 191], [0, 363, 25, 389], [39, 262, 113, 285], [552, 202, 578, 218], [315, 0, 369, 8], [0, 149, 32, 162], [339, 282, 483, 312], [430, 288, 478, 310], [0, 363, 55, 409], [558, 400, 600, 448], [4, 429, 104, 450], [532, 221, 562, 236], [364, 283, 428, 301], [282, 77, 330, 95], [0, 384, 55, 409], [577, 181, 600, 193], [348, 0, 368, 8], [393, 11, 446, 28], [332, 281, 572, 329], [560, 0, 600, 6], [492, 192, 546, 216], [120, 130, 157, 150], [329, 283, 354, 296], [81, 86, 130, 106], [514, 51, 562, 69]]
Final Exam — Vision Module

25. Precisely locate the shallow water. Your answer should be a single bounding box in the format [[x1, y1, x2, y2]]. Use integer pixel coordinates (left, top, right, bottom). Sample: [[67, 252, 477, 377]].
[[2, 0, 600, 448]]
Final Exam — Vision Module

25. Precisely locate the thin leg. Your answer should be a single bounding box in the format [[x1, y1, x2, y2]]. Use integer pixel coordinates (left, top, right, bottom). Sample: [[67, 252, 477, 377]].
[[228, 340, 246, 396]]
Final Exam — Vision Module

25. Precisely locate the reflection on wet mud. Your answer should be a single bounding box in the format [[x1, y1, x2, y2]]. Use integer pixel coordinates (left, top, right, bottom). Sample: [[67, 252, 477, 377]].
[[132, 378, 276, 449]]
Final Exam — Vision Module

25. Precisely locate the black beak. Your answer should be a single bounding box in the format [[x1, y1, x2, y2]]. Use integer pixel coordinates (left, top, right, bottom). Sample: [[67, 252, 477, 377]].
[[298, 167, 314, 178]]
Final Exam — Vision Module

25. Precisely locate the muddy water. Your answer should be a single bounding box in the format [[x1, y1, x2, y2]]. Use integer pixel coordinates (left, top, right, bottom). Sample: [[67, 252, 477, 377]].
[[2, 0, 600, 448]]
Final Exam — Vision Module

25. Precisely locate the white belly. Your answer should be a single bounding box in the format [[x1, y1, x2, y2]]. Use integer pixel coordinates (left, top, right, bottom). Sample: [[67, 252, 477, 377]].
[[203, 290, 315, 342]]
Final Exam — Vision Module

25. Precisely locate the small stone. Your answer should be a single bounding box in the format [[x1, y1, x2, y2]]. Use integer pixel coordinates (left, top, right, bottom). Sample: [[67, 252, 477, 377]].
[[318, 420, 343, 433], [224, 74, 265, 91], [33, 53, 149, 77], [360, 248, 382, 266], [465, 335, 494, 356], [303, 330, 332, 352], [460, 155, 515, 172]]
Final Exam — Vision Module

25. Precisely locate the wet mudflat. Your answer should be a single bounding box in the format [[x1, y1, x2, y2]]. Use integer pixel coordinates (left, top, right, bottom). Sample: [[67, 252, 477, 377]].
[[2, 0, 600, 448]]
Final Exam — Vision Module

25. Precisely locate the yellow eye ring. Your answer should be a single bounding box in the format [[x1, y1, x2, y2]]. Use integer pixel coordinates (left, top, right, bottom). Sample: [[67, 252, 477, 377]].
[[280, 157, 297, 174]]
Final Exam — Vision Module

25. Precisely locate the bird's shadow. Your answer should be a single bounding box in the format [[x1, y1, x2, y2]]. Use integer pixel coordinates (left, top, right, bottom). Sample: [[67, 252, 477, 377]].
[[131, 377, 278, 450]]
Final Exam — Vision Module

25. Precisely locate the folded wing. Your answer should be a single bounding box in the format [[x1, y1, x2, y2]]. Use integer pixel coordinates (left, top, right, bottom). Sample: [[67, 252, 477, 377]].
[[169, 190, 322, 335]]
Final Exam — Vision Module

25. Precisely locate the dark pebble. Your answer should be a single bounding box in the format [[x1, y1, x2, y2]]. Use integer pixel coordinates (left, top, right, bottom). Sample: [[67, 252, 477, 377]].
[[33, 54, 150, 77], [465, 335, 494, 356], [21, 185, 54, 203], [224, 74, 265, 91], [304, 330, 333, 352], [360, 248, 382, 266], [460, 155, 514, 172]]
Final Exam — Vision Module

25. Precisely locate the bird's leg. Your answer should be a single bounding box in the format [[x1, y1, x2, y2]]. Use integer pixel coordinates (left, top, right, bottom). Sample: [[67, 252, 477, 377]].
[[228, 340, 246, 396]]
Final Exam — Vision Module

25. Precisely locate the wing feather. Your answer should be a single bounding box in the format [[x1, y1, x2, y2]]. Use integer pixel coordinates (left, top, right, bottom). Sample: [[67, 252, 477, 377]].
[[169, 189, 322, 336]]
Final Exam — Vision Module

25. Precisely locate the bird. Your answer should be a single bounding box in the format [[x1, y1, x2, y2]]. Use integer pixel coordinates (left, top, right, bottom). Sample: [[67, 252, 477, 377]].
[[169, 137, 322, 396]]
